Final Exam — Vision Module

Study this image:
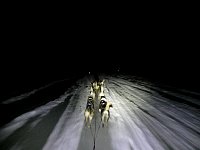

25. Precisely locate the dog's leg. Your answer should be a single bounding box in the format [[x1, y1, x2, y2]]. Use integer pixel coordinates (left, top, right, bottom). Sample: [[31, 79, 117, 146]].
[[101, 114, 104, 128], [106, 110, 111, 127], [85, 117, 88, 127], [84, 111, 89, 127], [88, 115, 92, 128], [104, 114, 108, 127], [102, 120, 104, 128], [106, 115, 109, 127], [84, 116, 87, 127], [104, 111, 109, 127], [100, 109, 104, 127], [102, 111, 108, 128]]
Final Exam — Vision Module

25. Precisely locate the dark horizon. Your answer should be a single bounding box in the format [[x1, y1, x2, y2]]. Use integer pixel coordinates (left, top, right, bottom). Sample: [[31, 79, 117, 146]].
[[1, 50, 199, 102], [1, 18, 199, 100]]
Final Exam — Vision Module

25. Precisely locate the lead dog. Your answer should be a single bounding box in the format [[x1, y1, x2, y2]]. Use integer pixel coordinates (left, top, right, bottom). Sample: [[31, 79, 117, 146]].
[[97, 79, 104, 99], [91, 81, 100, 93], [99, 96, 113, 127], [84, 95, 94, 128], [91, 80, 105, 97], [98, 85, 105, 100]]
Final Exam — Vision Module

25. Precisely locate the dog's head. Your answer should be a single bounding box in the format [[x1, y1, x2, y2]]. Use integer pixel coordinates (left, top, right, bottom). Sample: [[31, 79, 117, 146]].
[[88, 96, 93, 101], [98, 79, 104, 85], [100, 95, 106, 99], [91, 81, 100, 91], [100, 97, 107, 109], [86, 96, 94, 108], [87, 100, 94, 109]]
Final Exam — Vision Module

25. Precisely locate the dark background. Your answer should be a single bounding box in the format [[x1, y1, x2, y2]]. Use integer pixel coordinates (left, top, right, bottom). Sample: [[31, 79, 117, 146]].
[[1, 8, 199, 102]]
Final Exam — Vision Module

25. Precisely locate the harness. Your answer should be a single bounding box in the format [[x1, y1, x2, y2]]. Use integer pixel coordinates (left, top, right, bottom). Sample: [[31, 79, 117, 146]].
[[99, 97, 107, 115], [86, 96, 94, 113]]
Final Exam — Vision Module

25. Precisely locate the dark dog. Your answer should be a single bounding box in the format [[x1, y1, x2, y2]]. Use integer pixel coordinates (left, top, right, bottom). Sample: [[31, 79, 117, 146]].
[[84, 96, 94, 128]]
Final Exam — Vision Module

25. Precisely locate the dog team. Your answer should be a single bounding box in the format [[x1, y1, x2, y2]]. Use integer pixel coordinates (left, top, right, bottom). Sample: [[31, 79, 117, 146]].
[[84, 79, 113, 128]]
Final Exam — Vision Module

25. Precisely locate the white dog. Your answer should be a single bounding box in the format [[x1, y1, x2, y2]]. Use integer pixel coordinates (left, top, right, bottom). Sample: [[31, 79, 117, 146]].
[[99, 96, 113, 127], [91, 80, 105, 97], [91, 81, 100, 93], [89, 86, 95, 100], [97, 80, 105, 100]]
